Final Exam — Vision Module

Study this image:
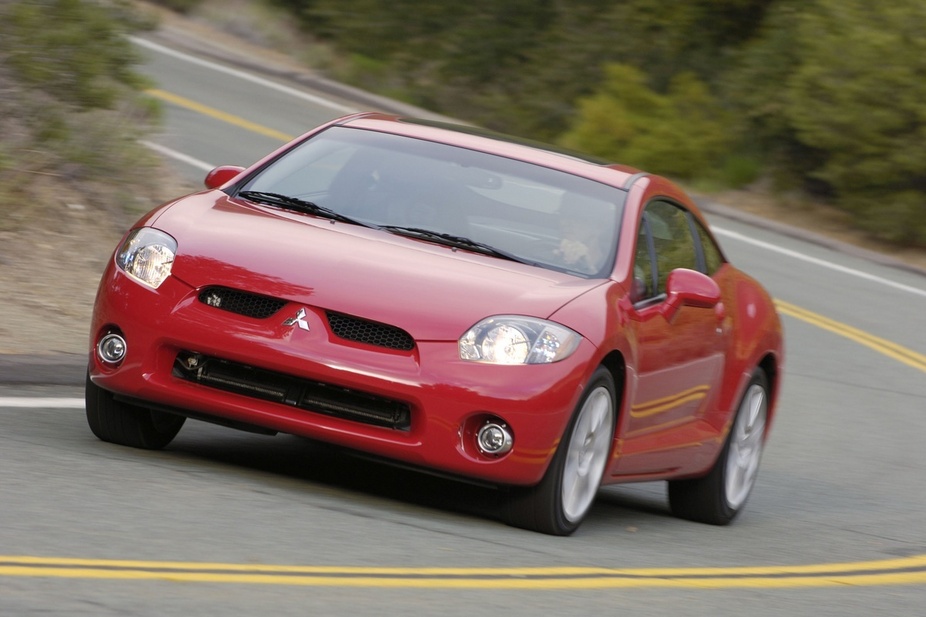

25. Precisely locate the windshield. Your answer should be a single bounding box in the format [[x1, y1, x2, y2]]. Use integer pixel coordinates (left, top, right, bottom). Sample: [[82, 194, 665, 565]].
[[240, 126, 626, 278]]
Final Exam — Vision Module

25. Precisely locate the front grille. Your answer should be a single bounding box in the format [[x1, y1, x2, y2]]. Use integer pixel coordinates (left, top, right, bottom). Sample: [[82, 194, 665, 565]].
[[173, 352, 411, 431], [198, 287, 286, 319], [326, 311, 415, 351]]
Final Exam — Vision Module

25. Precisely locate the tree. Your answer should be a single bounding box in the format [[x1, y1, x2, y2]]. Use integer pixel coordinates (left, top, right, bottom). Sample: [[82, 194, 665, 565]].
[[785, 0, 926, 244], [560, 64, 729, 180], [0, 0, 161, 224], [4, 0, 145, 109]]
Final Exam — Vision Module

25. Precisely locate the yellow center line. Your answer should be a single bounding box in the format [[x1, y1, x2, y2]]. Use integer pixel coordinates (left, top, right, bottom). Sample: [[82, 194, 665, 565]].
[[775, 300, 926, 373], [2, 554, 925, 589], [147, 88, 295, 142]]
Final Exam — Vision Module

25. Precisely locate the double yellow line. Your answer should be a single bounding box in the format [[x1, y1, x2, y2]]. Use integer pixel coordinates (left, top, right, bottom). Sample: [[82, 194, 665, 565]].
[[775, 300, 926, 374], [2, 554, 926, 589], [148, 89, 295, 142]]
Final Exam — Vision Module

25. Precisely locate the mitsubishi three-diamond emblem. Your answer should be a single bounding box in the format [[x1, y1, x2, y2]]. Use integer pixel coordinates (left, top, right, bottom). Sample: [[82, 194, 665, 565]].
[[283, 307, 310, 331]]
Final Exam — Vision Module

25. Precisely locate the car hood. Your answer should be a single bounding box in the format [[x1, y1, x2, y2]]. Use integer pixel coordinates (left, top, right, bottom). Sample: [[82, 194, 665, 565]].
[[153, 192, 606, 340]]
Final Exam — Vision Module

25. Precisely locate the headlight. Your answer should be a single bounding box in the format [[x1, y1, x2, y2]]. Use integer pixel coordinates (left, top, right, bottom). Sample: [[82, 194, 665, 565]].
[[115, 227, 177, 289], [459, 316, 581, 365]]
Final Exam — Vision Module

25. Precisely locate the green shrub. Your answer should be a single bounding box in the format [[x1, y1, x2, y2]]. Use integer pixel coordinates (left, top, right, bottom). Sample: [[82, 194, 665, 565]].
[[145, 0, 204, 14], [3, 0, 147, 109], [718, 155, 763, 188], [842, 190, 926, 247], [783, 0, 926, 245], [559, 64, 730, 180], [0, 0, 163, 225]]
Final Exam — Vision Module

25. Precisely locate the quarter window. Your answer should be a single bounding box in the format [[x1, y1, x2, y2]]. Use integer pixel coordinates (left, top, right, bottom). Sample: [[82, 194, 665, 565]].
[[694, 220, 725, 275], [633, 219, 656, 302], [633, 200, 719, 304]]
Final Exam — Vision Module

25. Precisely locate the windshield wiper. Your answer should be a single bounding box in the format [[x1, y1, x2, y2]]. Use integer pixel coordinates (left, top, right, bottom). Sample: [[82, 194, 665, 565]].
[[381, 226, 536, 265], [238, 190, 373, 227]]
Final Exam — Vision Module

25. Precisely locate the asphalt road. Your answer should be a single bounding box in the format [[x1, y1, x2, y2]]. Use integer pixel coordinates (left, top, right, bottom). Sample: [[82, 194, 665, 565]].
[[2, 31, 925, 616]]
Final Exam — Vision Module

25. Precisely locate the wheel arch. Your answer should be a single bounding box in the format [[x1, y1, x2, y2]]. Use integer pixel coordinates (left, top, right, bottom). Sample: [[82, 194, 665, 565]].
[[599, 349, 627, 432], [756, 351, 782, 430]]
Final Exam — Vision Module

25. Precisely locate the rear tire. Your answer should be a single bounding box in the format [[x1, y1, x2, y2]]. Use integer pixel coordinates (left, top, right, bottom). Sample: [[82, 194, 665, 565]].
[[668, 369, 768, 525], [504, 367, 616, 535], [85, 373, 185, 450]]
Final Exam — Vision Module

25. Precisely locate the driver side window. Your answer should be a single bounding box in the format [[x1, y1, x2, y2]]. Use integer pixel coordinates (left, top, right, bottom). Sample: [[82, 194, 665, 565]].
[[632, 200, 700, 303]]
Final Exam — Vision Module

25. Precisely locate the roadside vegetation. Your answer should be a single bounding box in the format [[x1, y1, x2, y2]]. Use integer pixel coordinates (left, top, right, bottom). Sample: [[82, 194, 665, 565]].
[[162, 0, 926, 248], [0, 0, 163, 232], [4, 0, 925, 250]]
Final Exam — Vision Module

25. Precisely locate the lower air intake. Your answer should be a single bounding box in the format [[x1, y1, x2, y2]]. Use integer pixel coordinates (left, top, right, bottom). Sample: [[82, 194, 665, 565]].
[[173, 352, 411, 431]]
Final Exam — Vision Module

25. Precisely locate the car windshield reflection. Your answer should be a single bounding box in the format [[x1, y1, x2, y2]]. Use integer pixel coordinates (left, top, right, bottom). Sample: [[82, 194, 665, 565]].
[[239, 126, 626, 277]]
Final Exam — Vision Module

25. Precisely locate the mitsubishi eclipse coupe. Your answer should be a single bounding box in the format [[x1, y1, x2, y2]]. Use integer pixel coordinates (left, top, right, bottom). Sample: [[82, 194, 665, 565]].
[[86, 112, 783, 535]]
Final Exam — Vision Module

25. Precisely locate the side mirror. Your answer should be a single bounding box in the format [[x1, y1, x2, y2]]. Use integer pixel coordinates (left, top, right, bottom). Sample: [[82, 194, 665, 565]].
[[204, 165, 246, 190], [660, 268, 721, 322]]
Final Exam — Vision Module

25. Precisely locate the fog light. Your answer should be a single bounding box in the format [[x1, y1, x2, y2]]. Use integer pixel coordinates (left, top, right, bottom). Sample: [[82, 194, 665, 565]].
[[477, 422, 513, 455], [97, 333, 126, 364]]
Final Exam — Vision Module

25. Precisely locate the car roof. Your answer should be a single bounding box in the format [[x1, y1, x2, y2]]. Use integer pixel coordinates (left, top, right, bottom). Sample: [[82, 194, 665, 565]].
[[335, 112, 643, 191]]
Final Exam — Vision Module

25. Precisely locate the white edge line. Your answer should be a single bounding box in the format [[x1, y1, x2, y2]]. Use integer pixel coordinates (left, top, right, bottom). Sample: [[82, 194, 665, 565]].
[[140, 140, 214, 172], [0, 398, 84, 409], [130, 36, 358, 115], [713, 226, 926, 298]]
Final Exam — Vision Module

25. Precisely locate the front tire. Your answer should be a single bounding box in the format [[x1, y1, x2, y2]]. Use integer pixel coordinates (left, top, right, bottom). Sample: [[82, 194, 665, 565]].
[[668, 369, 769, 525], [85, 373, 185, 450], [504, 367, 616, 535]]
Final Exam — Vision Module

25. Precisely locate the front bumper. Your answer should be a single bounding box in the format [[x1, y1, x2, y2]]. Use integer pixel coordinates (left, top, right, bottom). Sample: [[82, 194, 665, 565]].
[[87, 266, 598, 486]]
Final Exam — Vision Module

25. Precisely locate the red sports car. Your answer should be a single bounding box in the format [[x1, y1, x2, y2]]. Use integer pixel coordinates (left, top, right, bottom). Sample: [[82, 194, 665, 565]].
[[86, 112, 783, 535]]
